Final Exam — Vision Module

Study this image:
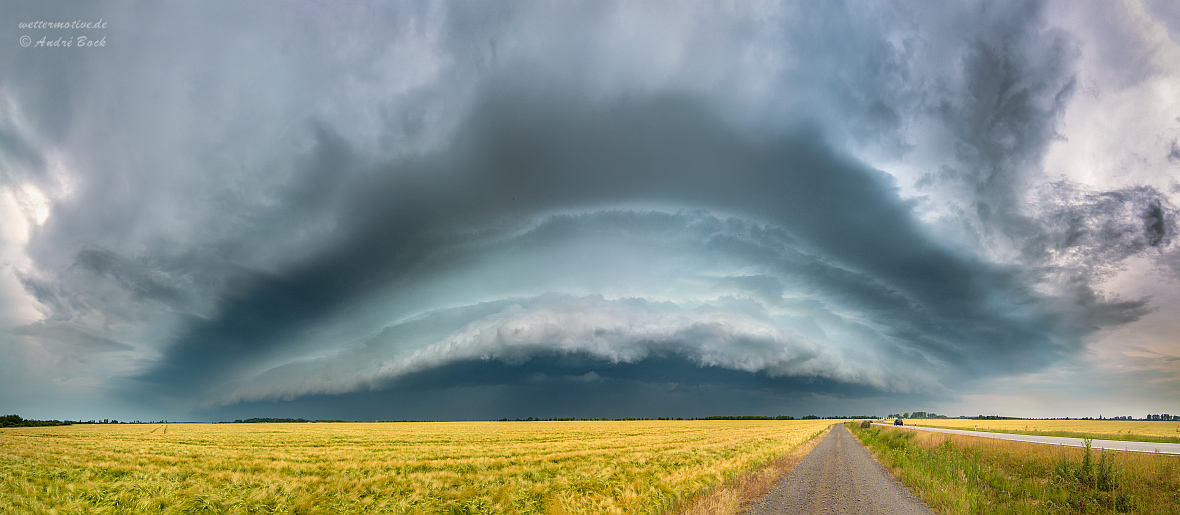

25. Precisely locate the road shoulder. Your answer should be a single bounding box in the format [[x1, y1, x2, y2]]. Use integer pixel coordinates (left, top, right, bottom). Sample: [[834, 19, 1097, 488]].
[[747, 424, 936, 515], [677, 424, 836, 515]]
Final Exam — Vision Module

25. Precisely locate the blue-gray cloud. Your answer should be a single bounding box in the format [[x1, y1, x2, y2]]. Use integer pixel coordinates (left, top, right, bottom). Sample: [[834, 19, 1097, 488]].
[[126, 91, 1107, 406], [1, 0, 1176, 420]]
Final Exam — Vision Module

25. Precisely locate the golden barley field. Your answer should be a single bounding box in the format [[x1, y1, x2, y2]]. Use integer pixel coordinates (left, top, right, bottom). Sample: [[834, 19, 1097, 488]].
[[896, 418, 1180, 441], [0, 419, 835, 515]]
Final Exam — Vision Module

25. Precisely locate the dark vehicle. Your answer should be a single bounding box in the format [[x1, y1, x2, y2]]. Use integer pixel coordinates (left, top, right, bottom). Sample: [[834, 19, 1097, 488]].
[[894, 418, 904, 426]]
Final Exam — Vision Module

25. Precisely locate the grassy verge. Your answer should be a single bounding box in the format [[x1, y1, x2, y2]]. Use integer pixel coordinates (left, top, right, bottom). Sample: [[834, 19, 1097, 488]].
[[905, 424, 1180, 445], [849, 422, 1180, 514]]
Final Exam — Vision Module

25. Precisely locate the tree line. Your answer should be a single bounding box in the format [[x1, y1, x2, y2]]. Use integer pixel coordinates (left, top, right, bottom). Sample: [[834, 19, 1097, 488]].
[[0, 414, 71, 427], [228, 418, 348, 423]]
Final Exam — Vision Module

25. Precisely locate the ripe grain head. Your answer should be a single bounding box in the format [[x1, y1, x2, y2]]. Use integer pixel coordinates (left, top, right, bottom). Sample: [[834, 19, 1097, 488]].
[[0, 419, 836, 514]]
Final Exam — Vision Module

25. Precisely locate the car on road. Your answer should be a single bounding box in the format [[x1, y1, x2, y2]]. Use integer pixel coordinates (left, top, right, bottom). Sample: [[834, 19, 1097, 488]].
[[894, 418, 904, 426]]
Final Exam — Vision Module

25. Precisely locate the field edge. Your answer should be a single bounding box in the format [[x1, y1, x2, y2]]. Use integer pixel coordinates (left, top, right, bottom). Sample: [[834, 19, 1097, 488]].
[[849, 422, 1180, 514], [671, 422, 837, 515]]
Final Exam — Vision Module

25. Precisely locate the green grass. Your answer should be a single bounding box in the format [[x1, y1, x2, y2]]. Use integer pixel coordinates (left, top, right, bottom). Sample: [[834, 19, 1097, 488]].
[[849, 423, 1180, 514]]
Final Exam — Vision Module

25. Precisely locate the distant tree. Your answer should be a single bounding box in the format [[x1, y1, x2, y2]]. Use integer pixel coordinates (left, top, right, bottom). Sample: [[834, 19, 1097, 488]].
[[235, 418, 311, 423], [0, 414, 22, 426], [0, 414, 70, 427], [703, 415, 775, 420]]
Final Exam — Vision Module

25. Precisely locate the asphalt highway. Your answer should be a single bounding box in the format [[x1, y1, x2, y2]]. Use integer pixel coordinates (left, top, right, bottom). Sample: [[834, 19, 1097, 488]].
[[875, 423, 1180, 455]]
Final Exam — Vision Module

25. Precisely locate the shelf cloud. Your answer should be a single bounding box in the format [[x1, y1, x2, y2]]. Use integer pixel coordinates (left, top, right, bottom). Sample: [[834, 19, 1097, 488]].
[[2, 0, 1178, 420]]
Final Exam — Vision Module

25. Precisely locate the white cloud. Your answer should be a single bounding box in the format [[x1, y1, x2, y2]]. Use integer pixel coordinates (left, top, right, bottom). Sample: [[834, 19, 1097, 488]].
[[1043, 0, 1180, 196], [0, 184, 47, 327], [209, 292, 939, 407]]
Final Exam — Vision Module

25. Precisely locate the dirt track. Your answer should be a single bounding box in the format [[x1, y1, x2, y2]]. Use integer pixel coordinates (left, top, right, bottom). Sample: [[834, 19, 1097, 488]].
[[746, 424, 935, 515]]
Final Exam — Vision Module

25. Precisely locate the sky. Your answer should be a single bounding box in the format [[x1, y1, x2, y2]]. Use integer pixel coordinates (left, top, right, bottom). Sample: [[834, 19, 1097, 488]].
[[1, 0, 1178, 422]]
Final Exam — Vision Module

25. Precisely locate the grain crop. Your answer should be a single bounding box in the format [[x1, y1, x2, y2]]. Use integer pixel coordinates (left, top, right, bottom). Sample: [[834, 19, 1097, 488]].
[[0, 419, 834, 515]]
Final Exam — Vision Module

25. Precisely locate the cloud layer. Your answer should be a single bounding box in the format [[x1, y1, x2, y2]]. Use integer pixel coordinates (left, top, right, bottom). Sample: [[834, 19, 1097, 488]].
[[2, 0, 1178, 420]]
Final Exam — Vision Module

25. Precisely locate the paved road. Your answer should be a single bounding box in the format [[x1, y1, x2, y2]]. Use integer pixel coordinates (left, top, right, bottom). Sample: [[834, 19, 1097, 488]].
[[747, 424, 935, 515], [876, 423, 1180, 455]]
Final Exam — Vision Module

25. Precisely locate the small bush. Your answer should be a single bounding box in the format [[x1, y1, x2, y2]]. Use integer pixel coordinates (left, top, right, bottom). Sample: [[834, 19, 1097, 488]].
[[860, 420, 872, 429], [1052, 439, 1132, 512]]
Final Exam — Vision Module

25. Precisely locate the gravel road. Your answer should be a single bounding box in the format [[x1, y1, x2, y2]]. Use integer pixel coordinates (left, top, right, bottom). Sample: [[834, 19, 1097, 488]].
[[746, 424, 935, 515]]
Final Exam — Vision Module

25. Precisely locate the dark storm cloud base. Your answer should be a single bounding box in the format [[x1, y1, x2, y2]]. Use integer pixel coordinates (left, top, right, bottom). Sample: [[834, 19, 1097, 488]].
[[197, 354, 922, 422]]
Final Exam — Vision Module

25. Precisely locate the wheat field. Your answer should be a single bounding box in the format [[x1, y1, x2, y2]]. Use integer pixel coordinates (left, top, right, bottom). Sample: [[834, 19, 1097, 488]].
[[898, 418, 1180, 441], [0, 419, 835, 515]]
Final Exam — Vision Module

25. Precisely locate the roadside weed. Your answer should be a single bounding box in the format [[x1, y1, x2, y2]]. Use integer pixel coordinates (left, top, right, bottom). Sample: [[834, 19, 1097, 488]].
[[850, 423, 1179, 514]]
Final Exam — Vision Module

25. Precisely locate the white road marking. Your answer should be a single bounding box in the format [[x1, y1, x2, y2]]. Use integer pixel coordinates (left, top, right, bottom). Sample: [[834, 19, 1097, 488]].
[[875, 424, 1180, 455]]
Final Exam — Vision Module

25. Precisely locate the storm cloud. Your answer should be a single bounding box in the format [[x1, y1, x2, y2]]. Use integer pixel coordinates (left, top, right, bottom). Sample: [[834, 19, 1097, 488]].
[[2, 0, 1178, 420]]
